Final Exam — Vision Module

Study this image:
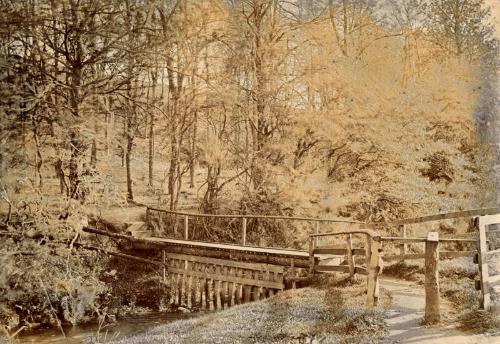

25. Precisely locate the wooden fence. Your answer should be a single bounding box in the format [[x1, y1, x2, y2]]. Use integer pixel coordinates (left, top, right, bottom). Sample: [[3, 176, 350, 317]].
[[163, 252, 284, 310]]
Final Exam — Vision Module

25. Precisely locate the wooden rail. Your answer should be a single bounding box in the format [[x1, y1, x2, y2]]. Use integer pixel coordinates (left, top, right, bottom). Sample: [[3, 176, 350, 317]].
[[308, 229, 381, 309]]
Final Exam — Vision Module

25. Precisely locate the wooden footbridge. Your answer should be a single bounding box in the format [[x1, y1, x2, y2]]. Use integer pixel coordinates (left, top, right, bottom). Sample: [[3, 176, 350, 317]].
[[83, 205, 500, 323]]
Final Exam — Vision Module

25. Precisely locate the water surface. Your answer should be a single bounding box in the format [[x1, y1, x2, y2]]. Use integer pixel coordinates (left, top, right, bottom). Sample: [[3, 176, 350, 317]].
[[16, 312, 193, 343]]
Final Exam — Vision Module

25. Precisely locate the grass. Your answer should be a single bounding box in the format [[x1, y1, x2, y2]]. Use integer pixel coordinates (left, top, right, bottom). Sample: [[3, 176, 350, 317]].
[[458, 309, 500, 334], [109, 276, 389, 344]]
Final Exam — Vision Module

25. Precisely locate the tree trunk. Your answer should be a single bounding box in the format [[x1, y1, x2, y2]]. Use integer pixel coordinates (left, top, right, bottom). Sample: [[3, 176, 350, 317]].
[[189, 111, 197, 188], [126, 134, 134, 201], [32, 114, 43, 189], [90, 138, 97, 169], [148, 114, 155, 188]]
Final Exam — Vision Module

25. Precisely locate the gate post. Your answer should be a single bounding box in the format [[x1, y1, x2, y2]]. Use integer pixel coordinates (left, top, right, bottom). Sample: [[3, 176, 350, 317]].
[[424, 231, 440, 324], [366, 235, 381, 309], [477, 216, 491, 311]]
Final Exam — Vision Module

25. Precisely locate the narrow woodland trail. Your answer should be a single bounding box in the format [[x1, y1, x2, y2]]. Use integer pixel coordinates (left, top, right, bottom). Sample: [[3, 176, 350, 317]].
[[380, 277, 499, 344]]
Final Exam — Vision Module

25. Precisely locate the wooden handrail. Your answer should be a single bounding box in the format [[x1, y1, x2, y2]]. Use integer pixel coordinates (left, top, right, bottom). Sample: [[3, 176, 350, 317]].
[[310, 229, 380, 238], [146, 206, 367, 224], [373, 207, 500, 226], [380, 236, 477, 243], [147, 205, 500, 227]]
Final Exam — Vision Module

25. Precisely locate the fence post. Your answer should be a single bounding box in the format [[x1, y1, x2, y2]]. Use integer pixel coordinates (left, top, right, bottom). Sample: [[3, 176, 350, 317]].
[[366, 235, 381, 309], [309, 236, 316, 275], [399, 224, 407, 263], [424, 231, 440, 324], [477, 217, 491, 311], [346, 234, 355, 278], [242, 217, 247, 246]]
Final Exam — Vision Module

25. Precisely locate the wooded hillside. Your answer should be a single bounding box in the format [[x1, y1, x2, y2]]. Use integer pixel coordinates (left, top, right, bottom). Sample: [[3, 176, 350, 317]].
[[0, 0, 499, 335], [0, 0, 498, 221]]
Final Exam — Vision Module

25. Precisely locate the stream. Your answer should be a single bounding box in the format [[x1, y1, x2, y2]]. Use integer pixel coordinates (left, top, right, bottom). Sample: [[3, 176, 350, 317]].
[[15, 312, 194, 343]]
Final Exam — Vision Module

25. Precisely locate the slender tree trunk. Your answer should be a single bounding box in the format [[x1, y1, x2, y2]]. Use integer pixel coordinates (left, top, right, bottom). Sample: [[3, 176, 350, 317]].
[[126, 133, 134, 201], [90, 138, 97, 169], [148, 70, 157, 189], [32, 115, 43, 189], [189, 111, 197, 188], [148, 114, 155, 188], [343, 0, 349, 57]]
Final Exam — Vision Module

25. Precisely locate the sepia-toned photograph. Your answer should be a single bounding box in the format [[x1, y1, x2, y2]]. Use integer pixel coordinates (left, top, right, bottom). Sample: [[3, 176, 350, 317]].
[[0, 0, 499, 343]]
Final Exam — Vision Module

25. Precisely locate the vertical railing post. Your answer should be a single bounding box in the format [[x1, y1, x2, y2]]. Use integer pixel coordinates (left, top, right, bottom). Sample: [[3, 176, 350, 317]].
[[184, 215, 189, 240], [309, 236, 316, 275], [366, 235, 381, 309], [162, 249, 166, 283], [315, 221, 320, 246], [399, 224, 407, 263], [242, 217, 247, 246], [424, 231, 440, 324], [346, 234, 355, 278]]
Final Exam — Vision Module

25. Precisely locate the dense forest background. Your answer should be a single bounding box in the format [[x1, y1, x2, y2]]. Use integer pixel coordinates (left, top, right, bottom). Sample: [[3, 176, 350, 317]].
[[0, 0, 499, 335]]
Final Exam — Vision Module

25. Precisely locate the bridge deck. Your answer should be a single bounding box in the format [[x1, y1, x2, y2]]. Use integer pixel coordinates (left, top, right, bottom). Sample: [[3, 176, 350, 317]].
[[145, 237, 310, 258]]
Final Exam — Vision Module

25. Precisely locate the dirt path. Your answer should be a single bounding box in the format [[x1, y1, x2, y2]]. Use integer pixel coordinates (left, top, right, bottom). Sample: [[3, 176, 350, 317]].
[[380, 277, 499, 344]]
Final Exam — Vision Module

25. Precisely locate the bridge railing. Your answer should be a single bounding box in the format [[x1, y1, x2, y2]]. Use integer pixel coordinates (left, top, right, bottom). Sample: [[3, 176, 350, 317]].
[[373, 207, 500, 264], [145, 206, 367, 249], [309, 229, 382, 309]]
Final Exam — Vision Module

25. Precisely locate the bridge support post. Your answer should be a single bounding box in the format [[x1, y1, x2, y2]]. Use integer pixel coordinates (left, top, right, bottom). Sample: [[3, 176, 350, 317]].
[[424, 231, 440, 324], [366, 236, 381, 309]]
